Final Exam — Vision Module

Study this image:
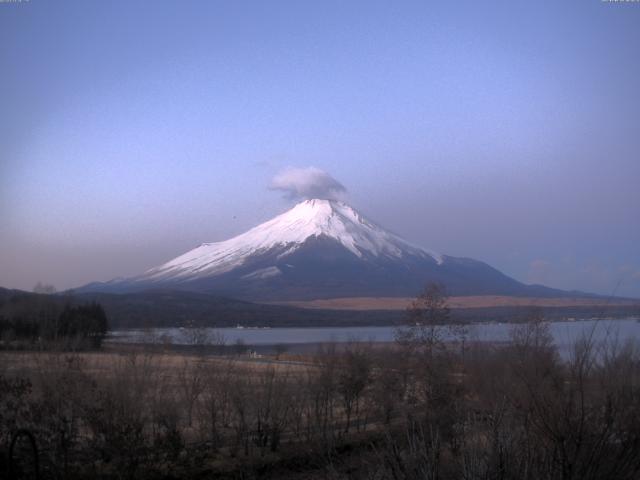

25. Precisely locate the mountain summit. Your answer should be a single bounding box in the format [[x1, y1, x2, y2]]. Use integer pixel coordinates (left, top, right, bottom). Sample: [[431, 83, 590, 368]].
[[145, 199, 441, 283], [81, 199, 569, 300]]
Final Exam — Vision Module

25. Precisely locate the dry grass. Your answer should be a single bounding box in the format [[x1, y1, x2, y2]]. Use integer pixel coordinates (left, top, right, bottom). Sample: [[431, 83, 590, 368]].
[[0, 347, 306, 372], [3, 330, 640, 480], [270, 295, 640, 310]]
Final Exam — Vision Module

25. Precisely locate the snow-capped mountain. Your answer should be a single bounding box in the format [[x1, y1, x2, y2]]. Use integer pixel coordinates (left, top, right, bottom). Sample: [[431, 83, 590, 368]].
[[144, 199, 441, 282], [80, 199, 566, 300]]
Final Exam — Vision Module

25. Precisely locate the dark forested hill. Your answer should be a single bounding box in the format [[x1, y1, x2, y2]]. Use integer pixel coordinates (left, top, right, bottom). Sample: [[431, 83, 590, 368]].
[[2, 287, 638, 330]]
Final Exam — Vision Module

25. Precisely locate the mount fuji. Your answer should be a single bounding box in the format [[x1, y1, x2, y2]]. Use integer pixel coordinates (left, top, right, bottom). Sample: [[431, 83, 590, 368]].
[[80, 199, 571, 300]]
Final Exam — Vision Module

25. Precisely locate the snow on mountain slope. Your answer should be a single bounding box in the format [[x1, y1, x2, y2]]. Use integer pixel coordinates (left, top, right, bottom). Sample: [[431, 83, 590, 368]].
[[141, 199, 442, 283], [78, 199, 580, 300]]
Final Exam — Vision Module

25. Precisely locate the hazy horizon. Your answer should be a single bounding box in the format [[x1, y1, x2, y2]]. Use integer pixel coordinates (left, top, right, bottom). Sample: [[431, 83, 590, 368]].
[[2, 0, 639, 297]]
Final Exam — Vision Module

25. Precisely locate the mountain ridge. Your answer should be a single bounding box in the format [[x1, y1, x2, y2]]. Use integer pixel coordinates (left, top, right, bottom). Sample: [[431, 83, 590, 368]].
[[77, 199, 596, 301]]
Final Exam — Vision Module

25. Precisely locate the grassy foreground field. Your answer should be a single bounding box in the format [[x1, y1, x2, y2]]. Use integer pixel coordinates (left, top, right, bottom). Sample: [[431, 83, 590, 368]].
[[3, 318, 640, 479]]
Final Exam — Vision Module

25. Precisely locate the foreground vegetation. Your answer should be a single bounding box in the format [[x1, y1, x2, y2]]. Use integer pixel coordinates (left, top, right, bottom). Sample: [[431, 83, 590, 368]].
[[2, 315, 640, 479], [2, 284, 640, 479]]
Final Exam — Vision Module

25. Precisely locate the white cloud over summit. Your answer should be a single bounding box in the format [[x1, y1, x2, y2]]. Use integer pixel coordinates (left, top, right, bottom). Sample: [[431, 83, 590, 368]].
[[269, 166, 347, 200]]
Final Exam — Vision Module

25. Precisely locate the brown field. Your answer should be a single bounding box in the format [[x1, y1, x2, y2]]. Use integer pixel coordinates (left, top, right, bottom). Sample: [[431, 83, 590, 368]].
[[3, 328, 640, 479], [0, 347, 308, 378], [271, 295, 640, 310]]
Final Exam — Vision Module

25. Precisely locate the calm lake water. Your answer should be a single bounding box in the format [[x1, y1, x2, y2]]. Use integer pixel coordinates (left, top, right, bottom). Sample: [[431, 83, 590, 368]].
[[111, 318, 640, 354]]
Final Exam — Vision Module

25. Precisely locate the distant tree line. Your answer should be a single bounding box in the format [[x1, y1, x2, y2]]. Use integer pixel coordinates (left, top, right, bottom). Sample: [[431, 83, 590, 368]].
[[0, 289, 109, 349], [63, 290, 640, 330]]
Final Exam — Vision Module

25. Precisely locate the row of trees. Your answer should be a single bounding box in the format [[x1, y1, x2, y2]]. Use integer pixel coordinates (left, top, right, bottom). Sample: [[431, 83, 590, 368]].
[[0, 291, 109, 349]]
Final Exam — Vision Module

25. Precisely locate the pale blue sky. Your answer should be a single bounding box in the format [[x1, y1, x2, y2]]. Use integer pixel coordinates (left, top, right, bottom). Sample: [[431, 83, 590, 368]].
[[1, 0, 639, 297]]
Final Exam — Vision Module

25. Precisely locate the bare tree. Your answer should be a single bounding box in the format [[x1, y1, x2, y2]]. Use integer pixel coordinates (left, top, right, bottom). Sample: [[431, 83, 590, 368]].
[[33, 282, 57, 295], [274, 343, 289, 360], [396, 282, 450, 358], [176, 358, 205, 427], [233, 338, 249, 355], [199, 359, 236, 449], [370, 350, 406, 424], [337, 344, 371, 433]]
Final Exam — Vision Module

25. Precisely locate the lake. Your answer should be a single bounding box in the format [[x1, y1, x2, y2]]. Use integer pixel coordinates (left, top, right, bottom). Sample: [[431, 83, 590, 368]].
[[110, 318, 640, 356]]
